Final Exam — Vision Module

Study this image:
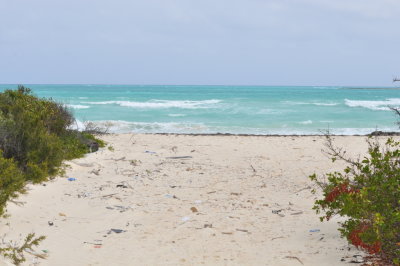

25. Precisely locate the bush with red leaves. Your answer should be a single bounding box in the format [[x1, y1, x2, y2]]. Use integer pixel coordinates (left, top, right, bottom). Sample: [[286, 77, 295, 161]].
[[310, 136, 400, 265]]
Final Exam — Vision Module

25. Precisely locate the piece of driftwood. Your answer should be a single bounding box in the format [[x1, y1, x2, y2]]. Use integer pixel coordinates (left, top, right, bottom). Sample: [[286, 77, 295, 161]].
[[294, 186, 311, 193], [166, 156, 193, 159], [284, 256, 304, 265], [236, 229, 250, 233], [290, 211, 303, 215], [91, 193, 118, 199]]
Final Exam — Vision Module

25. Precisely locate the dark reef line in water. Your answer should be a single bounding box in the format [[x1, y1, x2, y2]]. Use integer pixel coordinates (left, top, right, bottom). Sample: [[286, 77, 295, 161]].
[[137, 130, 400, 137]]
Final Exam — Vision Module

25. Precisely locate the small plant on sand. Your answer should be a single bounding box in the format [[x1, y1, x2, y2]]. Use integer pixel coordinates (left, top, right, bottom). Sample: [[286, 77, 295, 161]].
[[310, 135, 400, 265], [0, 233, 46, 265]]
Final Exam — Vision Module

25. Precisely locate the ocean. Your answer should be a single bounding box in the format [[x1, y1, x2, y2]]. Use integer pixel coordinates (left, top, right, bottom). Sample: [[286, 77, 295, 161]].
[[0, 84, 399, 135]]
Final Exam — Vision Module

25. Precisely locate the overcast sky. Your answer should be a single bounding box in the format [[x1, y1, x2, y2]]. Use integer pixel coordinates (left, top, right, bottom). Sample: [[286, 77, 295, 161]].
[[0, 0, 399, 86]]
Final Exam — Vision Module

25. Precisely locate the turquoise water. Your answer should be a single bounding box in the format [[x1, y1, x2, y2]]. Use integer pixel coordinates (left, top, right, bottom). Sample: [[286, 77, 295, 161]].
[[1, 84, 400, 135]]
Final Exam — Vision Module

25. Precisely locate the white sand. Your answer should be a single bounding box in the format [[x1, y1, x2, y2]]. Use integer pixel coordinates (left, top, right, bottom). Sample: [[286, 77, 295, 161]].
[[0, 134, 373, 265]]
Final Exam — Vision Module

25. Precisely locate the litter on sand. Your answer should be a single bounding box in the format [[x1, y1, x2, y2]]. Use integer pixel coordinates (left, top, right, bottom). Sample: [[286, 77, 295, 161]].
[[181, 216, 191, 222], [108, 229, 126, 234], [67, 178, 76, 181], [166, 156, 193, 159]]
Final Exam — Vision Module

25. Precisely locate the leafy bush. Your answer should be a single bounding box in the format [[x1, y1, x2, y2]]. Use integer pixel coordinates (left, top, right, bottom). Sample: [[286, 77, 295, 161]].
[[310, 136, 400, 265], [0, 156, 24, 215], [0, 86, 103, 215]]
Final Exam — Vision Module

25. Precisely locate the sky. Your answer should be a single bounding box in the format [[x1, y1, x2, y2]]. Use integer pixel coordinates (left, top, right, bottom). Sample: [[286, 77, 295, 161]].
[[0, 0, 399, 86]]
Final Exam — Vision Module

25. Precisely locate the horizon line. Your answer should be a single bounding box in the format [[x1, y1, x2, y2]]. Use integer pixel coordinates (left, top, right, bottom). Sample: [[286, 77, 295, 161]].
[[0, 83, 398, 88]]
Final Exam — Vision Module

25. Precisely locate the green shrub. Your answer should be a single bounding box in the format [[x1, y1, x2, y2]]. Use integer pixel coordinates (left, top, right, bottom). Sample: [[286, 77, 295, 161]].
[[0, 86, 105, 264], [310, 136, 400, 265], [0, 155, 24, 215], [0, 86, 104, 215], [0, 233, 46, 265]]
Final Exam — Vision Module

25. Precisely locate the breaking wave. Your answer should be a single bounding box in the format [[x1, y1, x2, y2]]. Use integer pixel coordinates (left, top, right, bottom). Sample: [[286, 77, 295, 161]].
[[298, 120, 313, 125], [69, 120, 396, 136], [282, 101, 338, 106], [168, 114, 186, 117], [67, 104, 90, 109], [82, 99, 221, 109], [344, 98, 400, 111]]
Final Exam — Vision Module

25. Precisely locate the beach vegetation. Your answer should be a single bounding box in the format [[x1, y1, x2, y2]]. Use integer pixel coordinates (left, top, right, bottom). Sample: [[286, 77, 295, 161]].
[[310, 135, 400, 265], [82, 121, 111, 135], [0, 233, 46, 265], [0, 86, 104, 215]]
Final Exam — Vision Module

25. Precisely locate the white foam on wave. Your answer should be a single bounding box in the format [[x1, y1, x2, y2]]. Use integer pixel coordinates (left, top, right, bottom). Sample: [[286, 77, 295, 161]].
[[345, 98, 400, 111], [282, 101, 338, 106], [68, 120, 86, 131], [82, 99, 221, 109], [67, 104, 90, 109], [168, 114, 186, 117], [313, 103, 338, 106], [69, 120, 398, 136], [255, 109, 284, 115], [298, 120, 313, 125], [74, 120, 209, 133]]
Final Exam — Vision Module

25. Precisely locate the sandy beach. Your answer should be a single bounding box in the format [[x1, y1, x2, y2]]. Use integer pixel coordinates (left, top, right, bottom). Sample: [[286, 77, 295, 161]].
[[0, 134, 373, 266]]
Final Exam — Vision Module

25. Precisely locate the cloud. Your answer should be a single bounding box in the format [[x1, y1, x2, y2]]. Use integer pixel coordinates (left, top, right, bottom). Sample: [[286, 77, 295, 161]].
[[0, 0, 399, 85], [299, 0, 400, 19]]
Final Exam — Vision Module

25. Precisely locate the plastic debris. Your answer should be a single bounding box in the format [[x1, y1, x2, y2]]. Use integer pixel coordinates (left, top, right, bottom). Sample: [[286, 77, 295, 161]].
[[194, 200, 202, 204], [108, 229, 126, 234], [272, 209, 283, 214], [309, 229, 320, 233], [181, 216, 190, 222], [48, 221, 54, 226], [78, 192, 91, 198], [145, 151, 156, 154], [67, 178, 76, 181]]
